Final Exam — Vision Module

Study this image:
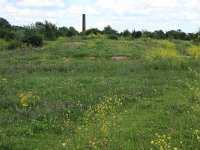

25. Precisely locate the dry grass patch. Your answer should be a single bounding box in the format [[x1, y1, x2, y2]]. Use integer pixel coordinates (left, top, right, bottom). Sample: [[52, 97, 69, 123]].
[[63, 42, 85, 46], [111, 56, 129, 61]]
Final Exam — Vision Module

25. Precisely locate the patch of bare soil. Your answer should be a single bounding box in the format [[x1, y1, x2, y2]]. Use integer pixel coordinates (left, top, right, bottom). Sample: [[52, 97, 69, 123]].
[[111, 56, 129, 61], [62, 57, 71, 62], [85, 56, 96, 60], [63, 42, 85, 46]]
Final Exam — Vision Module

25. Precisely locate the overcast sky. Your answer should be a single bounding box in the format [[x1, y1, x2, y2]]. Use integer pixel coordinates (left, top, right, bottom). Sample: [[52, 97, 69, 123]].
[[1, 0, 200, 32]]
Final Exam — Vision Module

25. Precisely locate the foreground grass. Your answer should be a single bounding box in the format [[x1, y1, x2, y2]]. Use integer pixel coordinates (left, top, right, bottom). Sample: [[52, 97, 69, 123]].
[[0, 37, 200, 149]]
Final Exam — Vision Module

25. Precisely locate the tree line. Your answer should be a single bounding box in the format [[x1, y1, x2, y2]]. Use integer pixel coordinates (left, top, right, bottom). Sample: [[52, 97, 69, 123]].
[[0, 17, 200, 49]]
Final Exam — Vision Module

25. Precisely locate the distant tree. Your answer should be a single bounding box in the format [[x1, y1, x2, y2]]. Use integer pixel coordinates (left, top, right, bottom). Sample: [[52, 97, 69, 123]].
[[58, 26, 69, 36], [184, 33, 194, 40], [0, 18, 11, 29], [43, 21, 57, 41], [166, 29, 187, 40], [103, 25, 118, 35], [35, 22, 45, 32], [67, 26, 79, 37], [5, 30, 15, 41], [122, 29, 131, 37], [141, 30, 152, 38], [0, 17, 11, 38], [132, 30, 142, 38], [12, 25, 25, 31], [152, 30, 166, 39]]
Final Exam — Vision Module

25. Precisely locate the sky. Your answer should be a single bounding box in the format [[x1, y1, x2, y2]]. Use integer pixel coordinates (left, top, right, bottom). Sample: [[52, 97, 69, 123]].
[[1, 0, 200, 33]]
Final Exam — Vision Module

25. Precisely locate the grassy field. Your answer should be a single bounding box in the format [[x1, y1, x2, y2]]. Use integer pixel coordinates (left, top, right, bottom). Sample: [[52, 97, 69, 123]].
[[0, 37, 200, 149]]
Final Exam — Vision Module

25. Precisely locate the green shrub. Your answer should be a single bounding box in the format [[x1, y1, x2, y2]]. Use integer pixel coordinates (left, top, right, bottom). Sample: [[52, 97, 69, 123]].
[[108, 34, 118, 40], [122, 29, 131, 37], [85, 28, 101, 35], [4, 30, 15, 41], [7, 40, 22, 50], [23, 29, 43, 47], [0, 39, 8, 50]]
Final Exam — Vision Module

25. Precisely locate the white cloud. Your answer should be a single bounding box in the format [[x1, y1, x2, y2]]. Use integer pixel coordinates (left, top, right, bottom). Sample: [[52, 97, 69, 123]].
[[180, 12, 200, 21], [0, 0, 200, 32], [184, 0, 200, 8], [66, 5, 99, 15], [16, 0, 65, 8]]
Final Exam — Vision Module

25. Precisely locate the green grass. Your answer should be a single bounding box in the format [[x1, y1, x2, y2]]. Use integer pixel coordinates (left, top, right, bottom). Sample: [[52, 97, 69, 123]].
[[0, 37, 200, 149]]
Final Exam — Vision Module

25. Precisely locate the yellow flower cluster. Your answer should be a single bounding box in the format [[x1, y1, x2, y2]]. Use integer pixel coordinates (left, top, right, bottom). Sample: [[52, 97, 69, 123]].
[[0, 76, 7, 81], [193, 129, 200, 142], [150, 133, 176, 150], [158, 40, 176, 50], [146, 48, 179, 61], [72, 96, 124, 149], [18, 91, 40, 107], [187, 67, 200, 112], [187, 45, 200, 57]]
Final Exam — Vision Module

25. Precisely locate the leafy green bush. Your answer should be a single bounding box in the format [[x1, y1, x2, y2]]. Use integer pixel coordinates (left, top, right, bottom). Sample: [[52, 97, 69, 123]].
[[23, 29, 43, 47], [122, 29, 131, 37], [86, 33, 106, 39], [0, 39, 8, 50], [4, 30, 15, 41], [0, 18, 11, 39], [108, 34, 118, 40], [66, 26, 79, 37], [85, 28, 101, 35], [103, 25, 118, 35], [132, 30, 142, 38], [43, 21, 57, 41], [7, 40, 22, 50]]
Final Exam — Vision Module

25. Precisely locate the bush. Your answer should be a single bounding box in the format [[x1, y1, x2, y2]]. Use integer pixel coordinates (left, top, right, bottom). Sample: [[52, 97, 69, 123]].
[[132, 30, 142, 38], [85, 28, 101, 35], [122, 29, 131, 37], [0, 18, 11, 39], [7, 40, 22, 50], [23, 29, 43, 47], [67, 27, 79, 37], [4, 30, 15, 41], [108, 34, 118, 40], [103, 25, 118, 35], [0, 39, 8, 50], [43, 21, 57, 41]]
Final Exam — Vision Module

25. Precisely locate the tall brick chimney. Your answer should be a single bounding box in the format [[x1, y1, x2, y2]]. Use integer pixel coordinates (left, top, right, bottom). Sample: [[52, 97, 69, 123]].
[[82, 14, 86, 32]]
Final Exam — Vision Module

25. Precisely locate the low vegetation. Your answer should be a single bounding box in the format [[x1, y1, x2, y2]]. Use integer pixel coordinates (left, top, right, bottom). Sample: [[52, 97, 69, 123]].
[[0, 17, 200, 149]]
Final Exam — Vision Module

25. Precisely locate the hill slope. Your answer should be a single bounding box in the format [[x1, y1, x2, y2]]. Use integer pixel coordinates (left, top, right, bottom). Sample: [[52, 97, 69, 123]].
[[0, 37, 200, 149]]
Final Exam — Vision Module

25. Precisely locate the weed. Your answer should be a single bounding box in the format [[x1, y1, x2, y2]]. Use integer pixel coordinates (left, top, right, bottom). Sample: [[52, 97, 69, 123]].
[[186, 45, 200, 57], [18, 91, 40, 108], [150, 133, 173, 150], [145, 47, 182, 70]]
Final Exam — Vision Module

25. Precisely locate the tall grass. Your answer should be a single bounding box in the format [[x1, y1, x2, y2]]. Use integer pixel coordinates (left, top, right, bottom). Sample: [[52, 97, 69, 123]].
[[0, 39, 8, 50]]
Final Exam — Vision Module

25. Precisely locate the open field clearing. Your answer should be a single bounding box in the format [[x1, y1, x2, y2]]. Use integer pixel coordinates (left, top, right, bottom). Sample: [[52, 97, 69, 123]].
[[0, 37, 200, 149]]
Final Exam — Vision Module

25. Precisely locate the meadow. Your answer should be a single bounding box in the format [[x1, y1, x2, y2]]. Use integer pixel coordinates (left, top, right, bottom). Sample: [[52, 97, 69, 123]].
[[0, 37, 200, 149]]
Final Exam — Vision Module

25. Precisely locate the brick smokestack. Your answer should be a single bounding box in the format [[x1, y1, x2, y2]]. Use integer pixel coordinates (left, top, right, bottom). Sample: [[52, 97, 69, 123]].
[[82, 14, 86, 32]]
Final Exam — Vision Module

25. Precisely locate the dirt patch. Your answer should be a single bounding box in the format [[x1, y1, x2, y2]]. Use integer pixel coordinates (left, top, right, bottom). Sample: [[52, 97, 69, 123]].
[[62, 57, 71, 62], [85, 56, 96, 60], [111, 56, 129, 61], [63, 42, 85, 46]]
